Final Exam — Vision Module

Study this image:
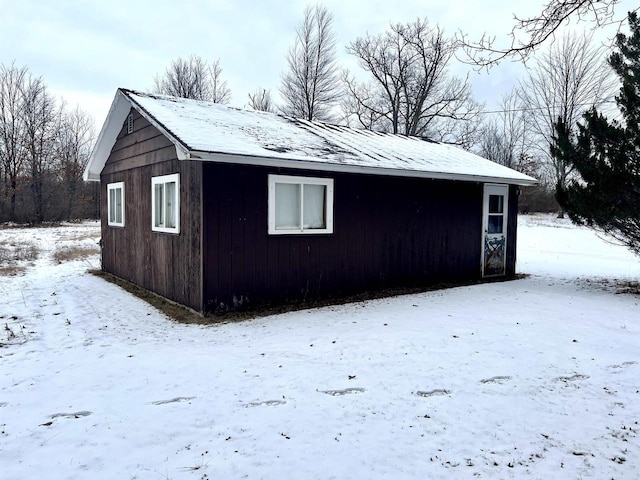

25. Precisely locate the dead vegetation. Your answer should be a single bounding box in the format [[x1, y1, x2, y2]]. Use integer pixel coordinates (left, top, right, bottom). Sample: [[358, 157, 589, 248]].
[[616, 280, 640, 295], [580, 277, 640, 296], [0, 242, 39, 276], [0, 242, 38, 263], [1, 317, 28, 347], [53, 245, 100, 264], [0, 225, 100, 274], [0, 265, 25, 276]]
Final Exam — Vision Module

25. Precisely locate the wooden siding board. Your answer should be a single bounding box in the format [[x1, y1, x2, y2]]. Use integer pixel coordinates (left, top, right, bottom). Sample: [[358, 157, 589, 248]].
[[277, 237, 292, 300], [112, 124, 164, 152], [107, 136, 175, 165], [252, 173, 269, 302], [202, 164, 220, 311], [266, 235, 280, 303], [105, 110, 177, 176], [115, 109, 148, 140], [230, 170, 247, 308], [201, 163, 490, 313], [216, 171, 234, 309], [242, 172, 259, 304], [101, 117, 203, 311], [506, 185, 519, 276]]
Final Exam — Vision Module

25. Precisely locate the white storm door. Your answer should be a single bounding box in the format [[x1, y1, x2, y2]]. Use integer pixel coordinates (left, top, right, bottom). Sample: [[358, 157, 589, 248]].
[[482, 184, 509, 277]]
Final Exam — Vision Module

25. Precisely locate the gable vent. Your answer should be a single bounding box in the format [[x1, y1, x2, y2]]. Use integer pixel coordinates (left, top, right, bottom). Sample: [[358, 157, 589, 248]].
[[126, 113, 133, 134]]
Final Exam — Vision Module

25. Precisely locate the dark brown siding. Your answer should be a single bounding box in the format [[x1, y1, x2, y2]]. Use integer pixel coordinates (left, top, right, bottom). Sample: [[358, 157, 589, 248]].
[[506, 184, 519, 277], [100, 109, 202, 311], [202, 163, 515, 313]]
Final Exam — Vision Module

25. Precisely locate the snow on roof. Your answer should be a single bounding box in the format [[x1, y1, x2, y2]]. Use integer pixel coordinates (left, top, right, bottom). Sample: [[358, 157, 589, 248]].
[[84, 89, 537, 185]]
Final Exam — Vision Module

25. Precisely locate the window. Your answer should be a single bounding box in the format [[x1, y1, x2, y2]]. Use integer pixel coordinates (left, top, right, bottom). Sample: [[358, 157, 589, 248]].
[[268, 175, 333, 234], [152, 173, 180, 234], [107, 182, 125, 227], [487, 194, 504, 234]]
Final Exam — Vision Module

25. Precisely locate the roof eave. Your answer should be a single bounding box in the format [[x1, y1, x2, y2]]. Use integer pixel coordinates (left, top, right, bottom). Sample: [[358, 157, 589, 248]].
[[83, 89, 131, 182], [185, 150, 538, 186]]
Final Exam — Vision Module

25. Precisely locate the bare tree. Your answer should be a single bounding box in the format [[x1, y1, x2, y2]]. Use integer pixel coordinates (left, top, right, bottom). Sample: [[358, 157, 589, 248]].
[[248, 88, 275, 112], [280, 4, 341, 121], [344, 18, 482, 147], [207, 59, 232, 104], [0, 63, 28, 221], [478, 89, 536, 172], [461, 0, 638, 67], [56, 105, 95, 220], [0, 63, 97, 223], [518, 32, 616, 195], [22, 75, 58, 223], [153, 54, 231, 104]]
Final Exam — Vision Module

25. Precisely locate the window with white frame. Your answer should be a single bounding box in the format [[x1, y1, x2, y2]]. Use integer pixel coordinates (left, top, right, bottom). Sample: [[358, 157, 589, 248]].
[[107, 182, 125, 227], [152, 173, 180, 234], [268, 175, 334, 234]]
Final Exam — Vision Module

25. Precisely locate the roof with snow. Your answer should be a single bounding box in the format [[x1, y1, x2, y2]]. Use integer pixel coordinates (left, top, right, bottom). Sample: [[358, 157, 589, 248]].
[[84, 88, 537, 185]]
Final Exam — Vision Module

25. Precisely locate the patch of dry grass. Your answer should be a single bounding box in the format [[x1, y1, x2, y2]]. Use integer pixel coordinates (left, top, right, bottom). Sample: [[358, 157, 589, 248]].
[[58, 232, 101, 242], [617, 280, 640, 295], [580, 277, 640, 296], [53, 245, 100, 264], [0, 265, 25, 276], [0, 242, 39, 276], [0, 243, 39, 263]]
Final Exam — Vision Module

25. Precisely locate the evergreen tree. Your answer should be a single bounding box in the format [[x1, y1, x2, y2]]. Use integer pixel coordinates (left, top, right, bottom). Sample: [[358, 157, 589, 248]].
[[553, 12, 640, 255]]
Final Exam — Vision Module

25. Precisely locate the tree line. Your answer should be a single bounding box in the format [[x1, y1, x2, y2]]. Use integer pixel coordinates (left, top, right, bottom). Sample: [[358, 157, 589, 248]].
[[0, 64, 97, 223], [2, 0, 637, 255]]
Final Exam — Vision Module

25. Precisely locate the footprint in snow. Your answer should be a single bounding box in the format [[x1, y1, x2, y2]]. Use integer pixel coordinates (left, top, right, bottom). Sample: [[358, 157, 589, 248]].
[[0, 402, 8, 407], [49, 411, 92, 419], [479, 376, 512, 384], [150, 396, 195, 405], [321, 388, 366, 396], [416, 389, 450, 397], [608, 361, 638, 371], [245, 400, 286, 407], [555, 374, 589, 383]]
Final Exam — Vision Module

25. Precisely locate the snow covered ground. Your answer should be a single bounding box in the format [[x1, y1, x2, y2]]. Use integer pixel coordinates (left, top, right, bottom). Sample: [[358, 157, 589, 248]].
[[1, 215, 638, 480]]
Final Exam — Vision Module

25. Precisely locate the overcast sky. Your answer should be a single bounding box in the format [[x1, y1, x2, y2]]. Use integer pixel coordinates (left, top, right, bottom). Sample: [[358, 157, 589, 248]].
[[0, 0, 634, 129]]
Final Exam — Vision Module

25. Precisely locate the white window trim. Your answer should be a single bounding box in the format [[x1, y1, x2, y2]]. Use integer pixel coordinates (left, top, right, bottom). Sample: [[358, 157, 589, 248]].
[[107, 181, 125, 227], [151, 173, 180, 234], [268, 174, 334, 235]]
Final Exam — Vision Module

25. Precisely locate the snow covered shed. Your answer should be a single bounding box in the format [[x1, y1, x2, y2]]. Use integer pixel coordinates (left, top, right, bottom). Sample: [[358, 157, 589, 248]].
[[84, 88, 537, 314]]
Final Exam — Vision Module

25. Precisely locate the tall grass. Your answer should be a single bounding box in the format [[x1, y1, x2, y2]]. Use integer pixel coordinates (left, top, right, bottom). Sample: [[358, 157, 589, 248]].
[[52, 246, 100, 263], [0, 242, 39, 264]]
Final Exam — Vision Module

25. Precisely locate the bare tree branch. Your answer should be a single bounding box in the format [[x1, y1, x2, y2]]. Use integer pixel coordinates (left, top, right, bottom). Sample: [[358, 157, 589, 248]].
[[21, 74, 58, 223], [0, 63, 29, 220], [459, 0, 638, 68], [344, 18, 482, 146], [518, 31, 617, 193], [0, 63, 98, 222], [153, 54, 231, 104], [56, 105, 95, 220], [247, 88, 275, 112], [478, 89, 539, 176]]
